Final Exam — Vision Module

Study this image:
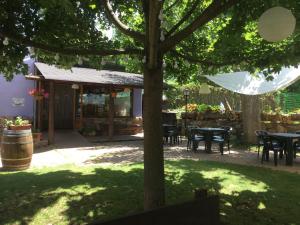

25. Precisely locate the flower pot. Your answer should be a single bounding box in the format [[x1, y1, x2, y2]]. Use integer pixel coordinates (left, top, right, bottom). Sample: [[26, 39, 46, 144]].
[[9, 124, 32, 130], [1, 129, 33, 170]]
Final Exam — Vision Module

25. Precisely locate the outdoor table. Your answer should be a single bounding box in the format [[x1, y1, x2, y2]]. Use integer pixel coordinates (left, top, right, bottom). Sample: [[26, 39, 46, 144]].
[[191, 127, 225, 153], [267, 132, 300, 166]]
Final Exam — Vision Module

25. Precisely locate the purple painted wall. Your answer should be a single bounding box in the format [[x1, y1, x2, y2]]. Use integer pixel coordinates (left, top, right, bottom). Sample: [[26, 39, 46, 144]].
[[133, 88, 143, 117], [0, 57, 35, 118]]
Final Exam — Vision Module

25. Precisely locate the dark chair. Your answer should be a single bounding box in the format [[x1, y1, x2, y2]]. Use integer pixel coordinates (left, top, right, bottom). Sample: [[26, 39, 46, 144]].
[[293, 141, 300, 159], [163, 125, 179, 145], [293, 131, 300, 159], [190, 128, 206, 152], [186, 126, 199, 150], [261, 135, 285, 166], [255, 130, 268, 158], [211, 130, 226, 155], [221, 126, 233, 153]]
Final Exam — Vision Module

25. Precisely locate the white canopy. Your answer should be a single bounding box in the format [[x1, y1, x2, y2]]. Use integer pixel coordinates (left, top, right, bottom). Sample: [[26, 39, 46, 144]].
[[205, 66, 300, 95]]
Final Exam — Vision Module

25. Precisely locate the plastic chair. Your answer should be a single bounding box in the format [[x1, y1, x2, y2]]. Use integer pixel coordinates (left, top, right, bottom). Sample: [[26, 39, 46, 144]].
[[255, 130, 268, 158], [261, 135, 285, 166], [211, 130, 226, 155]]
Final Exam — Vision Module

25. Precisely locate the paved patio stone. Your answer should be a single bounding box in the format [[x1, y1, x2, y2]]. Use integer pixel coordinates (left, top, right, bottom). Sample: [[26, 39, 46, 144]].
[[1, 131, 299, 173]]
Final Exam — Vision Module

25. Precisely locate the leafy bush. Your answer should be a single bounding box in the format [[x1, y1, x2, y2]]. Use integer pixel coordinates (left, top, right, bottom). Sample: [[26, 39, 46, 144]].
[[197, 104, 210, 112], [4, 116, 30, 127], [197, 104, 221, 112]]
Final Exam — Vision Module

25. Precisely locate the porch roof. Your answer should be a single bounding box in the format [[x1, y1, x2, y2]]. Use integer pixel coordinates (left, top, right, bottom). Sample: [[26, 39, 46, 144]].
[[32, 62, 144, 88]]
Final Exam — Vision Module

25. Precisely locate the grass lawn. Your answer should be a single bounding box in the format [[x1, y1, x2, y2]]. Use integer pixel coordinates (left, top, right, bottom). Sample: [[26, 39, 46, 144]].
[[0, 160, 300, 225]]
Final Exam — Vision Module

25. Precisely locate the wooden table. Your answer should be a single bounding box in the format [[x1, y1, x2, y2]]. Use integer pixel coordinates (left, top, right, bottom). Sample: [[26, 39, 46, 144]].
[[268, 132, 300, 166], [191, 128, 225, 153]]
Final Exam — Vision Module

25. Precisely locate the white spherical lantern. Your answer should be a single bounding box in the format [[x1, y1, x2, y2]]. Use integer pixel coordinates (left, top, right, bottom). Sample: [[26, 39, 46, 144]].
[[258, 6, 296, 42]]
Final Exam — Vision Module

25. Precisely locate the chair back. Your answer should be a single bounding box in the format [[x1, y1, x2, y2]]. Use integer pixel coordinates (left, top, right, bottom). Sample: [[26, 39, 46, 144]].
[[255, 130, 269, 146], [163, 125, 178, 136], [221, 126, 232, 140], [186, 126, 198, 137], [189, 128, 205, 140], [213, 130, 227, 139], [221, 126, 233, 132]]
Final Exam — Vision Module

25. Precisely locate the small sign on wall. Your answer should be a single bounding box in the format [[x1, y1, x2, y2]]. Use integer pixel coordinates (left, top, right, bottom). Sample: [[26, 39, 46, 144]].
[[12, 98, 25, 107]]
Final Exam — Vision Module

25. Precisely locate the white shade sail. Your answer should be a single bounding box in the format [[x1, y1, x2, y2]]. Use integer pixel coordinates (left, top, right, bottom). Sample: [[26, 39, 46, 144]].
[[205, 66, 300, 95]]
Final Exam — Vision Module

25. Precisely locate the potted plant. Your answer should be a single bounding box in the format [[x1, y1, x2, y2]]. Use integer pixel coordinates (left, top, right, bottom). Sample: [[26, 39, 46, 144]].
[[5, 116, 31, 130], [28, 88, 49, 100], [32, 128, 42, 142]]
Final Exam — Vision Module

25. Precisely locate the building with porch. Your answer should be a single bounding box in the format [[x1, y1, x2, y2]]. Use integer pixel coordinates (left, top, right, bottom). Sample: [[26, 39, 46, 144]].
[[0, 59, 144, 144]]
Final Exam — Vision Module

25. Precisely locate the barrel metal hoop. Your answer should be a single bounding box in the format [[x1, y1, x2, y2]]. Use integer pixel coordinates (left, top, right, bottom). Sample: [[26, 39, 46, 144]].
[[1, 157, 32, 161], [1, 164, 30, 168], [1, 141, 33, 145], [3, 129, 31, 135], [2, 134, 32, 137]]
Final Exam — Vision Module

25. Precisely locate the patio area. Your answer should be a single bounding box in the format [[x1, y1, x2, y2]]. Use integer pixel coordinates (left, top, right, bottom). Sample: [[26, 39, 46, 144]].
[[6, 130, 299, 174]]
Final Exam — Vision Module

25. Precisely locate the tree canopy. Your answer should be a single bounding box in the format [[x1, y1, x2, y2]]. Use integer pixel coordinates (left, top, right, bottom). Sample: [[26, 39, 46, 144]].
[[1, 0, 299, 81]]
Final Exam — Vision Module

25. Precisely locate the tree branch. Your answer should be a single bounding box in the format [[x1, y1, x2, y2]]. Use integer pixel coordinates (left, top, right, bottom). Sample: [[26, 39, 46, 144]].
[[172, 50, 234, 66], [166, 0, 201, 37], [0, 31, 143, 56], [164, 0, 180, 12], [103, 0, 145, 42], [161, 0, 241, 53]]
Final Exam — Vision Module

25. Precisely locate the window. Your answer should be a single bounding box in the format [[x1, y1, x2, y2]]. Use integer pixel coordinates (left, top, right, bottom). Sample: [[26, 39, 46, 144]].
[[115, 90, 131, 117], [77, 86, 132, 118], [81, 87, 109, 118]]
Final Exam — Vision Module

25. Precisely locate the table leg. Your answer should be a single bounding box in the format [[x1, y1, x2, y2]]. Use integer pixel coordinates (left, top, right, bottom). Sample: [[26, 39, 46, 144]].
[[205, 132, 212, 153], [206, 141, 212, 153], [192, 140, 198, 152], [286, 139, 293, 166]]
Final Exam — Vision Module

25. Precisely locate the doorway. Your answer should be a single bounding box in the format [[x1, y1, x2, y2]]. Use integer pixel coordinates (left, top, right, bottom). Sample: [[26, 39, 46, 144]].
[[54, 84, 74, 129]]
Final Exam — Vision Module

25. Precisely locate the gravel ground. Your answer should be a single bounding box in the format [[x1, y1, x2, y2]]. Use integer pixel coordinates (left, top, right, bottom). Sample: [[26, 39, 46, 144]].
[[1, 130, 299, 173], [23, 140, 300, 174]]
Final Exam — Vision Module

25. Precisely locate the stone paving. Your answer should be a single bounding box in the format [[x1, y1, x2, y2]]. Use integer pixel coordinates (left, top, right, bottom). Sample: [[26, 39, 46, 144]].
[[1, 131, 300, 174]]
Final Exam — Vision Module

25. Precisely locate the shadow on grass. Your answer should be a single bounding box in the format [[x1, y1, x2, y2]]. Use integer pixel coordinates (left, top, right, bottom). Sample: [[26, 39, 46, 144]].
[[0, 160, 299, 225]]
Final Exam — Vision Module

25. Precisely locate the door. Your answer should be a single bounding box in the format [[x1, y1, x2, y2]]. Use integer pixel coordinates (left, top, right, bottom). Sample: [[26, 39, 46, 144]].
[[54, 84, 74, 129]]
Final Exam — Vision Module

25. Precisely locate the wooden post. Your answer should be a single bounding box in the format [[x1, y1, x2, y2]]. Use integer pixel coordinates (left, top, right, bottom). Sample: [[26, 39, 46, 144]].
[[108, 87, 115, 139], [73, 88, 76, 130], [37, 80, 43, 130], [80, 85, 83, 129], [241, 94, 261, 144], [48, 81, 55, 145]]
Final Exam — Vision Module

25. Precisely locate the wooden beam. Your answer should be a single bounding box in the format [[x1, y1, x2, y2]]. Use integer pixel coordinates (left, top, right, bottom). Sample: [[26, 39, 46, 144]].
[[48, 81, 55, 145], [37, 80, 43, 130], [108, 87, 115, 139], [73, 88, 76, 130], [25, 74, 42, 80], [80, 85, 83, 129]]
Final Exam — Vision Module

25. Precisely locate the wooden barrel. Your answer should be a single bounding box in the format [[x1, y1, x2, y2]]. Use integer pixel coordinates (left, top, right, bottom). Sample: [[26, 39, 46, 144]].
[[1, 129, 33, 171]]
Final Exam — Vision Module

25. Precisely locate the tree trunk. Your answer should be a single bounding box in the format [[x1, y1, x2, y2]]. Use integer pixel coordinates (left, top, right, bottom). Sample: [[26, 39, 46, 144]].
[[241, 94, 261, 144], [143, 66, 165, 210]]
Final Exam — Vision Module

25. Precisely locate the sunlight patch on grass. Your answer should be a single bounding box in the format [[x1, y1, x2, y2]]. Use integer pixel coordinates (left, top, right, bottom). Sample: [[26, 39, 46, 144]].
[[200, 169, 268, 195], [258, 202, 266, 210]]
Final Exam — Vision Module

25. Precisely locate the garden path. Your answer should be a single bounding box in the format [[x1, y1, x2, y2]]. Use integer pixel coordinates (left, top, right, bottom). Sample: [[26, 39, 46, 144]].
[[1, 131, 300, 173]]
